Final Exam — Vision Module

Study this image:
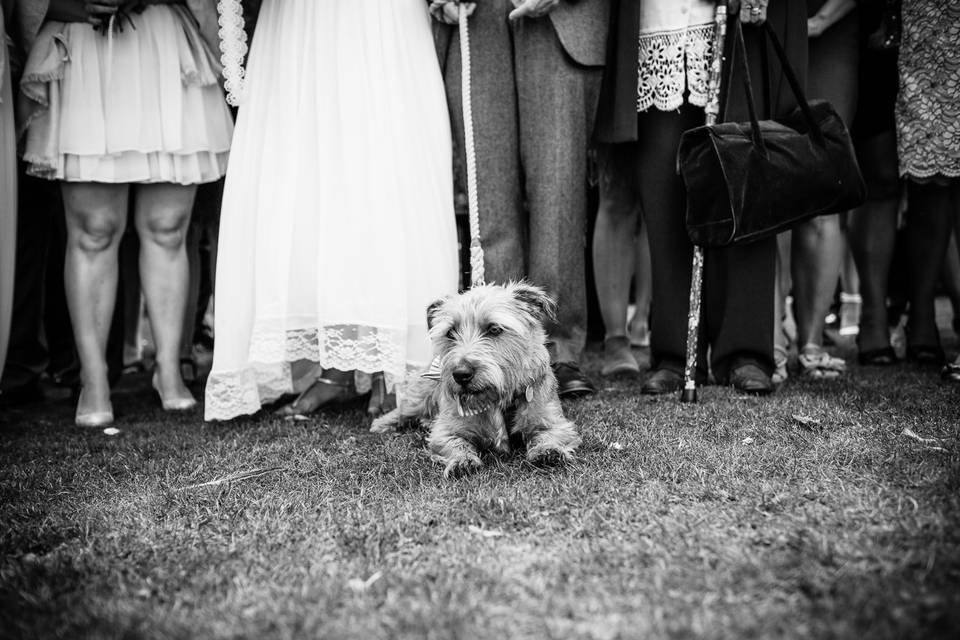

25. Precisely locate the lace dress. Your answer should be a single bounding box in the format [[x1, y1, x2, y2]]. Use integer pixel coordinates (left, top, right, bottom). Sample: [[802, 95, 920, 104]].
[[205, 0, 459, 420], [896, 0, 960, 182], [637, 0, 717, 112]]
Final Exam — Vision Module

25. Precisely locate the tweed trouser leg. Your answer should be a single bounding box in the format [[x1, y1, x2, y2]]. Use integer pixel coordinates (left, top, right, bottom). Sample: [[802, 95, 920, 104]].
[[438, 4, 601, 364]]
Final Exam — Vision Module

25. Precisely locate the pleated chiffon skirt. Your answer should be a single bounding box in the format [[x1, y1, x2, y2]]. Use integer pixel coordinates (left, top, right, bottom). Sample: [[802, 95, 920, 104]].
[[205, 0, 459, 420], [19, 4, 233, 184]]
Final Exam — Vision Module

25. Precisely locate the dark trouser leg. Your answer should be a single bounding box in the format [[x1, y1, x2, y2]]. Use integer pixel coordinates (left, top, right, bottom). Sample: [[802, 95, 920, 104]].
[[1, 174, 53, 396], [514, 17, 602, 364], [634, 106, 705, 373], [705, 238, 777, 382]]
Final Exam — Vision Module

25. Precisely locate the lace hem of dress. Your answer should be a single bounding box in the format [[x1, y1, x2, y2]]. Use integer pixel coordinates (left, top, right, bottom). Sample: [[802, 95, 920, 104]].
[[637, 23, 715, 112], [204, 324, 426, 421], [247, 324, 407, 372], [899, 165, 960, 183]]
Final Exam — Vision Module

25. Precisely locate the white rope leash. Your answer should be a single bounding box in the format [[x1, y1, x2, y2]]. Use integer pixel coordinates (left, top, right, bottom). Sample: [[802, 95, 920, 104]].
[[459, 7, 485, 288]]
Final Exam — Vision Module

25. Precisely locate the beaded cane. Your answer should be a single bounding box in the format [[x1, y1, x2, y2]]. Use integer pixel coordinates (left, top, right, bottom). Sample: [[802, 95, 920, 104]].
[[681, 1, 728, 403]]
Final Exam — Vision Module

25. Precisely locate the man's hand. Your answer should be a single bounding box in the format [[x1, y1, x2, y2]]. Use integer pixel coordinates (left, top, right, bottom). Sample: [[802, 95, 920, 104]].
[[429, 0, 477, 25], [508, 0, 560, 22], [727, 0, 768, 25]]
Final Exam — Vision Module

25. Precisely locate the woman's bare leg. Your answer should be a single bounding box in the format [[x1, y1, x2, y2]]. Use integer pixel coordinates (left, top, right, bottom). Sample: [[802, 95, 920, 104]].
[[134, 183, 197, 406], [62, 182, 129, 419]]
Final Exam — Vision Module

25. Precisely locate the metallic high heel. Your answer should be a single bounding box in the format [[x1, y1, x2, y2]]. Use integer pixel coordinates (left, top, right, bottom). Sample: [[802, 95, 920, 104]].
[[276, 375, 356, 417], [152, 372, 198, 411]]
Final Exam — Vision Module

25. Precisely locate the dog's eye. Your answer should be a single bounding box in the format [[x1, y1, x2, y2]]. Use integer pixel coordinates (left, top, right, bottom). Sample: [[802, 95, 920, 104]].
[[446, 327, 457, 340], [485, 324, 504, 337]]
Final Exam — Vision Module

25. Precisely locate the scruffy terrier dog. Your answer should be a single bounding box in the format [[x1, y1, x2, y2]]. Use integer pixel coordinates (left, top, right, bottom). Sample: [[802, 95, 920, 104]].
[[370, 282, 581, 478]]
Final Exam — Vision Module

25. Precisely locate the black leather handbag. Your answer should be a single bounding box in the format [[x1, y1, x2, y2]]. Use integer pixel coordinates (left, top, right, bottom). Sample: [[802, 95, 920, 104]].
[[678, 20, 866, 248]]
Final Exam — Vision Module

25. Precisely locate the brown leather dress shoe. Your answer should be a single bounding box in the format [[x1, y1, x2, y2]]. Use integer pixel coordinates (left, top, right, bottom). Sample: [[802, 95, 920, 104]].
[[729, 363, 774, 395]]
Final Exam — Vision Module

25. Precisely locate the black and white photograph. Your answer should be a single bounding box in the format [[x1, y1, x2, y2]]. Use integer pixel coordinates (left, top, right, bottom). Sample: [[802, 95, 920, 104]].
[[1, 0, 958, 637]]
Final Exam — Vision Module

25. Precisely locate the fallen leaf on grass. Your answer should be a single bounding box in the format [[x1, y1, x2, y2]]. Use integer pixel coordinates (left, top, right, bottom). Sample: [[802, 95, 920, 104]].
[[284, 414, 311, 422], [468, 525, 504, 538], [792, 414, 821, 428], [347, 571, 382, 593], [608, 442, 624, 451], [103, 427, 121, 436], [175, 467, 283, 491], [741, 437, 755, 445]]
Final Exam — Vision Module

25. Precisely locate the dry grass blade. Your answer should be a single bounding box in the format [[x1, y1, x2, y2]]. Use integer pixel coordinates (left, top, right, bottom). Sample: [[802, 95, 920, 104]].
[[175, 466, 283, 491]]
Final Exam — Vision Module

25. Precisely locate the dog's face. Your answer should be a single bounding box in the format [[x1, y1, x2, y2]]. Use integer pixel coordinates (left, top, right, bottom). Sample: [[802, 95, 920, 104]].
[[426, 282, 557, 416]]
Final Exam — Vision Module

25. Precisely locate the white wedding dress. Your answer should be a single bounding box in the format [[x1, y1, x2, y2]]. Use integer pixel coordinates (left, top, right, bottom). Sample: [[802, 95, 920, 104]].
[[205, 0, 459, 420]]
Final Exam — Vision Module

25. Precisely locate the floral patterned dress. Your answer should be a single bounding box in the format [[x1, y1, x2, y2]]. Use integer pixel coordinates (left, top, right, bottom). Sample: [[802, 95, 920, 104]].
[[896, 0, 960, 182]]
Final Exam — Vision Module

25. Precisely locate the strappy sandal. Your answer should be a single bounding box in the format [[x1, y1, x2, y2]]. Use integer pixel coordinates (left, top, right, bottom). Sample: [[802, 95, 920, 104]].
[[798, 345, 846, 380], [276, 375, 357, 416]]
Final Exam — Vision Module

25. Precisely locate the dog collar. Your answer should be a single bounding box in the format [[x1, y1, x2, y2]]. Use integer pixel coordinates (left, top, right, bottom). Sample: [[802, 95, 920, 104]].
[[422, 356, 442, 381]]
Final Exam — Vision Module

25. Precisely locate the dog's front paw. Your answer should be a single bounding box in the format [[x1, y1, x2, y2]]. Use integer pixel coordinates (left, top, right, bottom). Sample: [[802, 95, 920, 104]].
[[437, 453, 483, 479], [526, 444, 574, 467], [370, 409, 400, 433]]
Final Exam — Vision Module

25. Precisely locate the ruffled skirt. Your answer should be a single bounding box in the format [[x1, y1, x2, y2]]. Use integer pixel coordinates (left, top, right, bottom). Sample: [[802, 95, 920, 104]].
[[19, 4, 233, 184], [204, 0, 459, 421]]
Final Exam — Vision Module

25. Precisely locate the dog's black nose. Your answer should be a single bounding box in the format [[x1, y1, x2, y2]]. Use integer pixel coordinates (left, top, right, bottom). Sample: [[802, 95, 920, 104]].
[[452, 364, 474, 386]]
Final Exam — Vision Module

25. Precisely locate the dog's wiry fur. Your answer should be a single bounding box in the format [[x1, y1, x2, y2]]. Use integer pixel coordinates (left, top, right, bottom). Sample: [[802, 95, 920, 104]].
[[370, 282, 581, 478]]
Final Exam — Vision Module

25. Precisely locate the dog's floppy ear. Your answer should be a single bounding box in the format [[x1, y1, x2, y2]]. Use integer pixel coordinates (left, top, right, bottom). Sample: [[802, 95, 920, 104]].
[[510, 281, 558, 325], [426, 297, 448, 329]]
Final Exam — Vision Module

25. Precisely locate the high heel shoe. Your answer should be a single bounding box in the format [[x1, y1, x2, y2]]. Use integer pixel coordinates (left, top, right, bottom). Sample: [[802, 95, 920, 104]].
[[152, 372, 198, 411], [75, 388, 114, 428], [276, 374, 357, 416]]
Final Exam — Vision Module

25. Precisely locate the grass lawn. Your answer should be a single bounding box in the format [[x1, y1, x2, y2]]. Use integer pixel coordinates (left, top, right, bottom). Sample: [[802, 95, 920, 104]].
[[1, 337, 959, 639]]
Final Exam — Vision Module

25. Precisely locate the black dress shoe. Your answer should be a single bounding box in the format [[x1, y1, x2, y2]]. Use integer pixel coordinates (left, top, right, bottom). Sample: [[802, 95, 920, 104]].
[[641, 367, 683, 395], [552, 362, 596, 399], [728, 363, 774, 395]]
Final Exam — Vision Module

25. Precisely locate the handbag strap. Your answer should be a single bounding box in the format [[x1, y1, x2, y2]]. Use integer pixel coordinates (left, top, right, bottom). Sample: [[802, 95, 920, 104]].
[[724, 20, 766, 152], [760, 21, 823, 139], [721, 17, 823, 147]]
